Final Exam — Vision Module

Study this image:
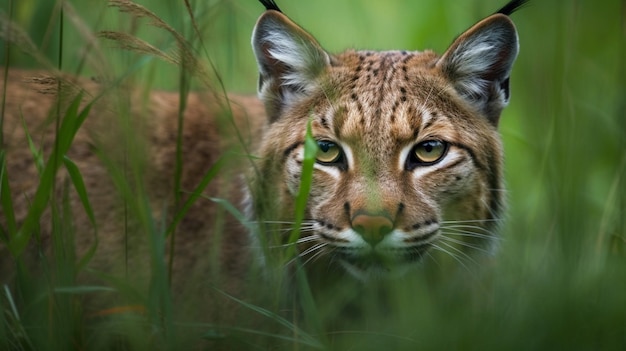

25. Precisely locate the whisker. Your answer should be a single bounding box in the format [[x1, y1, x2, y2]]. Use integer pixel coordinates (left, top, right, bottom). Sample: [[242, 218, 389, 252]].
[[439, 235, 491, 254], [285, 242, 327, 268], [283, 246, 330, 284], [439, 240, 478, 265], [431, 243, 471, 272], [441, 218, 502, 224], [260, 225, 317, 236], [441, 227, 500, 241], [442, 232, 500, 244], [296, 235, 319, 243], [299, 244, 329, 268], [481, 197, 503, 226], [298, 243, 326, 259], [250, 220, 311, 225], [424, 250, 440, 267], [265, 235, 318, 249], [441, 224, 496, 234]]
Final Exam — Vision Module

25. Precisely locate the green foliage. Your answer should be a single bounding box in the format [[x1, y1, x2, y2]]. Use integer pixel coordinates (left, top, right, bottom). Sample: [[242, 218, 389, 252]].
[[0, 0, 624, 350], [9, 92, 93, 256], [287, 121, 317, 256]]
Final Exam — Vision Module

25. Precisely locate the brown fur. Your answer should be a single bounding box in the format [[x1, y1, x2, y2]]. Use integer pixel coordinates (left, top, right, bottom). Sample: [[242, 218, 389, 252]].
[[1, 2, 521, 328], [249, 9, 518, 283], [0, 69, 265, 318]]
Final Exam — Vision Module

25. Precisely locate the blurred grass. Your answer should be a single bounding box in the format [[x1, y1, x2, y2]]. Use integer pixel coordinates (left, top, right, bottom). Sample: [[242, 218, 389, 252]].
[[1, 0, 625, 350]]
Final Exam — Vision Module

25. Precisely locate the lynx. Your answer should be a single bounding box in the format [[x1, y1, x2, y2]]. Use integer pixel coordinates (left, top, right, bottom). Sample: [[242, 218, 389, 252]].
[[248, 0, 525, 282], [1, 0, 526, 304]]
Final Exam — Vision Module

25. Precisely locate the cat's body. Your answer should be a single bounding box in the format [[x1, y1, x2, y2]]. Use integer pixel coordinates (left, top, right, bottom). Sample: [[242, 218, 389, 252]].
[[0, 69, 264, 306], [1, 0, 525, 325]]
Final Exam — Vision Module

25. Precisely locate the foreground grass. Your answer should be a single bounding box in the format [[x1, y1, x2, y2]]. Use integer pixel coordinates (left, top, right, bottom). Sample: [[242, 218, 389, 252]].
[[1, 0, 625, 350]]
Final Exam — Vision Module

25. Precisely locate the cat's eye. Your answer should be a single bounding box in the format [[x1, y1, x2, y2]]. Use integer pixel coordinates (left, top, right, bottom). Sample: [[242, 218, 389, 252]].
[[316, 140, 342, 164], [414, 140, 447, 163], [406, 140, 448, 169]]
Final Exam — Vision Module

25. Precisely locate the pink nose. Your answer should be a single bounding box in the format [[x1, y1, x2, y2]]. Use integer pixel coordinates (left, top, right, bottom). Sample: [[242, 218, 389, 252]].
[[352, 214, 394, 246]]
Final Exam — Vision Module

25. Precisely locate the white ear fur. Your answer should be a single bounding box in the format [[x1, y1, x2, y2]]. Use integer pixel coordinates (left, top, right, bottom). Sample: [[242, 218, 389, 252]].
[[438, 14, 519, 124], [252, 11, 330, 121]]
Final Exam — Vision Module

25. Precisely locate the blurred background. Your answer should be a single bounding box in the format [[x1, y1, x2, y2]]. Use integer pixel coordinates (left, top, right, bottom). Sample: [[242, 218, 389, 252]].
[[1, 0, 625, 349]]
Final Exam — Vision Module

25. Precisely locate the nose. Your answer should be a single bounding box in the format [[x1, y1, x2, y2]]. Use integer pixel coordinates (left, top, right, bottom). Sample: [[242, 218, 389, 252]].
[[352, 214, 394, 246]]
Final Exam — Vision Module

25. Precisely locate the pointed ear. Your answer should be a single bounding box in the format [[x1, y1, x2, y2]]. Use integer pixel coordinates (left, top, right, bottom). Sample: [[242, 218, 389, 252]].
[[437, 14, 519, 125], [252, 10, 331, 122]]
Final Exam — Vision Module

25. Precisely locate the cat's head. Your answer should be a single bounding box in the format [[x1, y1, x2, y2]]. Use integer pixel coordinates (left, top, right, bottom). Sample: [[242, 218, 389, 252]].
[[249, 0, 524, 280]]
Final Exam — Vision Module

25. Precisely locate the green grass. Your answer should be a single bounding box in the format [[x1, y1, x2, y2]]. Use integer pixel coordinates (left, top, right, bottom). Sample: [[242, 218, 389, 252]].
[[1, 0, 625, 350]]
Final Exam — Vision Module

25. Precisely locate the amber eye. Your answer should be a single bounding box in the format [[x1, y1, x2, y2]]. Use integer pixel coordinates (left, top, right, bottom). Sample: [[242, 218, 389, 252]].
[[316, 140, 342, 164], [407, 140, 448, 169]]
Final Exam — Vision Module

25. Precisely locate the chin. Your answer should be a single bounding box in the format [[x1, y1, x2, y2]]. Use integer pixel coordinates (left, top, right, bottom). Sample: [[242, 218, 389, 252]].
[[339, 258, 418, 282]]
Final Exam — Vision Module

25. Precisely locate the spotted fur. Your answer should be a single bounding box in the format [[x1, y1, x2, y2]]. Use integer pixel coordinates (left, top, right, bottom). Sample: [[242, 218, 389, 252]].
[[249, 1, 523, 281]]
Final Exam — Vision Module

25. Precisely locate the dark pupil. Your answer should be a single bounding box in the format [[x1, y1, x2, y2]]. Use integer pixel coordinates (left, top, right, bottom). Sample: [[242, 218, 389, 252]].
[[423, 142, 434, 153], [319, 142, 332, 152]]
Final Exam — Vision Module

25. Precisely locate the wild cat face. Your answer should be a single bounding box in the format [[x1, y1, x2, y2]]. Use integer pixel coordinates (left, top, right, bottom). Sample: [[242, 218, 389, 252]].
[[249, 0, 523, 280]]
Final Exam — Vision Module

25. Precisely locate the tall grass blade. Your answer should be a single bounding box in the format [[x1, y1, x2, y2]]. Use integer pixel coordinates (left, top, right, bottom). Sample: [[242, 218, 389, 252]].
[[60, 1, 107, 75], [98, 31, 178, 65], [294, 260, 326, 346], [203, 325, 323, 348], [107, 0, 211, 85], [1, 285, 35, 351], [166, 55, 192, 286], [173, 75, 188, 212], [86, 269, 146, 304], [0, 11, 54, 70], [9, 92, 93, 256], [165, 156, 225, 237], [53, 286, 116, 294], [0, 1, 10, 149], [209, 197, 255, 233], [142, 195, 176, 348], [0, 152, 17, 238], [56, 1, 64, 70], [62, 156, 98, 271], [286, 121, 317, 257], [21, 115, 44, 174], [181, 0, 260, 178], [62, 157, 96, 228], [215, 288, 324, 349]]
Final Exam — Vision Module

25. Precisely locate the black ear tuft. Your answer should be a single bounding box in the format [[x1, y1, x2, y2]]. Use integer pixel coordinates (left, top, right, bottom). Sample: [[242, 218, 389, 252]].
[[258, 0, 282, 13], [496, 0, 530, 16]]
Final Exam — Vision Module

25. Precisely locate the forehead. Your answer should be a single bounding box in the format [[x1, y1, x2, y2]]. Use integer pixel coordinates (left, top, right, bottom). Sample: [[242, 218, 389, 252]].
[[313, 50, 463, 147], [332, 49, 440, 102]]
